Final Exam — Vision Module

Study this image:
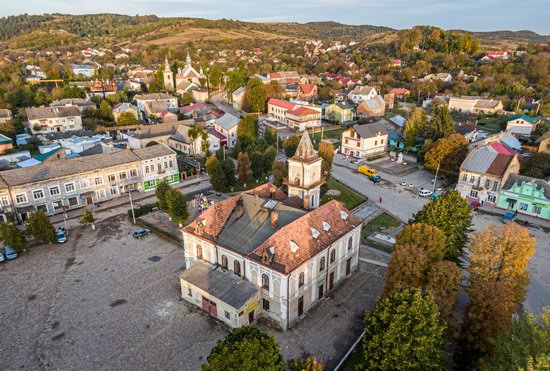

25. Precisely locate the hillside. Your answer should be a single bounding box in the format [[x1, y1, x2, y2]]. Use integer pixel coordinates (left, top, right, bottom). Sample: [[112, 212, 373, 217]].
[[0, 14, 547, 51]]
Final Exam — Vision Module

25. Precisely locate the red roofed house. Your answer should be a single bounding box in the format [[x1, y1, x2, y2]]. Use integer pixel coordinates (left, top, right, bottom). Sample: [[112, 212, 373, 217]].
[[388, 88, 410, 98], [297, 84, 318, 101], [179, 132, 362, 329], [267, 98, 322, 130]]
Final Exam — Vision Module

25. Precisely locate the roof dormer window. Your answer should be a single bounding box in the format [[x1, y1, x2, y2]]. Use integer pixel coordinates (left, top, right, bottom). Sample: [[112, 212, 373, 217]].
[[340, 211, 348, 221], [322, 221, 331, 232], [290, 241, 299, 253], [311, 228, 320, 239]]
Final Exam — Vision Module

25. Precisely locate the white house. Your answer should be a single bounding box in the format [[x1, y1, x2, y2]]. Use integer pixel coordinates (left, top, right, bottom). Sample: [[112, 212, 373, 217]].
[[347, 86, 377, 104], [341, 121, 388, 158], [267, 98, 321, 131], [134, 93, 178, 113], [505, 115, 540, 138], [26, 107, 83, 134], [212, 114, 240, 148], [71, 64, 95, 78]]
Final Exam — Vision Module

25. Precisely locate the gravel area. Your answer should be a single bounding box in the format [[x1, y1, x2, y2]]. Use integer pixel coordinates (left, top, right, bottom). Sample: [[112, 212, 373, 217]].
[[0, 213, 386, 370]]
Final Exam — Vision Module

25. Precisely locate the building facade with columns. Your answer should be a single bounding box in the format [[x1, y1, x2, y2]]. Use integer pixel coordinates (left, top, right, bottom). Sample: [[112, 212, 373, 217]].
[[179, 133, 362, 329]]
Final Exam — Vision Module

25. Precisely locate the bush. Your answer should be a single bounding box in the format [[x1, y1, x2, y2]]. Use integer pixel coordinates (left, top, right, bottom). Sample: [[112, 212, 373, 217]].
[[129, 202, 159, 218]]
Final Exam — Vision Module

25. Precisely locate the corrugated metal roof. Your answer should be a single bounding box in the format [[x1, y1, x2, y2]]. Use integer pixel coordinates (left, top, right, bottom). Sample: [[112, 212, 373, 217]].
[[461, 146, 498, 174]]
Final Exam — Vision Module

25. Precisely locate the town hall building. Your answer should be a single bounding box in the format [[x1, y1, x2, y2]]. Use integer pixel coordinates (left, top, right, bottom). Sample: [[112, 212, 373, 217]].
[[179, 132, 363, 329]]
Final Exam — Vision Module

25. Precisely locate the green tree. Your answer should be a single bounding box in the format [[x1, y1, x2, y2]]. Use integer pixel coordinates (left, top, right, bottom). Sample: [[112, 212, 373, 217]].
[[116, 111, 137, 126], [208, 64, 223, 90], [284, 135, 302, 157], [243, 77, 267, 113], [79, 208, 96, 229], [430, 105, 454, 140], [250, 151, 266, 178], [181, 91, 194, 105], [26, 210, 56, 243], [457, 280, 515, 369], [424, 133, 468, 176], [188, 125, 207, 157], [165, 188, 188, 225], [520, 153, 550, 179], [272, 161, 286, 187], [203, 326, 285, 371], [221, 159, 236, 189], [155, 179, 171, 211], [318, 142, 334, 179], [226, 71, 244, 99], [480, 308, 550, 370], [263, 146, 277, 171], [403, 108, 428, 148], [206, 156, 228, 192], [363, 287, 447, 370], [235, 115, 258, 154], [99, 100, 113, 121], [237, 152, 252, 183], [395, 223, 447, 262], [411, 190, 472, 262], [0, 222, 27, 252]]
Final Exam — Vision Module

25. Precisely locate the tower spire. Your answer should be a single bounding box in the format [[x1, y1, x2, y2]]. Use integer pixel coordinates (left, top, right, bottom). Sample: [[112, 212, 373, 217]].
[[292, 131, 318, 161], [186, 51, 192, 67]]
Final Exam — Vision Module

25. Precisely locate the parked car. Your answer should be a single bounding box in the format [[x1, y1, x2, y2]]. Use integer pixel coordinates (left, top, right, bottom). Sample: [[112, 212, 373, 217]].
[[56, 227, 67, 244], [502, 211, 516, 223], [0, 251, 5, 263], [469, 200, 481, 210], [2, 247, 18, 260], [418, 188, 434, 197], [132, 228, 150, 239]]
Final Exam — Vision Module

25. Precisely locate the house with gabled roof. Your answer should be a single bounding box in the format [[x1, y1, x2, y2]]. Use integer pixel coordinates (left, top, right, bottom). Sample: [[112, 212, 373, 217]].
[[497, 174, 550, 220], [506, 114, 541, 137], [179, 133, 362, 329], [456, 142, 520, 205], [341, 121, 388, 158]]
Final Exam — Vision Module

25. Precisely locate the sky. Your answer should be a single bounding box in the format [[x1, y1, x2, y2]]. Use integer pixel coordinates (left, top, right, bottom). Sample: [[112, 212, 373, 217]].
[[2, 0, 550, 35]]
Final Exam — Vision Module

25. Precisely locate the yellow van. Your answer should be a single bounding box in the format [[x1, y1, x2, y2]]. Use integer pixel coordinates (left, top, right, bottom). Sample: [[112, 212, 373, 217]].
[[358, 165, 379, 178]]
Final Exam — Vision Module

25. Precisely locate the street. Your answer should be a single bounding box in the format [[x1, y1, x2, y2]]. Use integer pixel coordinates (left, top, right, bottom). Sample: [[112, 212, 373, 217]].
[[333, 154, 550, 317]]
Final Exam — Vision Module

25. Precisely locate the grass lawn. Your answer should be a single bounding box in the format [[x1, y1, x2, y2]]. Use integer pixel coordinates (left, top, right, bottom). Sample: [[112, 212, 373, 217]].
[[476, 116, 506, 132], [321, 179, 366, 210], [309, 127, 345, 150], [361, 212, 402, 240]]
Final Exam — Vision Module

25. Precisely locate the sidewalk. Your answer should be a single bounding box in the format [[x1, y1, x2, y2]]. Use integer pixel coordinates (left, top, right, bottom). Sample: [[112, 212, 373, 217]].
[[476, 203, 550, 229], [49, 176, 211, 226]]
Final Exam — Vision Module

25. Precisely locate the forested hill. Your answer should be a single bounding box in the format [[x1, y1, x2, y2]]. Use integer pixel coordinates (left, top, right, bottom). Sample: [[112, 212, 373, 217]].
[[0, 14, 547, 47]]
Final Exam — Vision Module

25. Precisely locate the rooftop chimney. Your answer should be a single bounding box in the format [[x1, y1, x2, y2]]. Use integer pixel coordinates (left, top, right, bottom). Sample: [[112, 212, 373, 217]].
[[271, 211, 279, 229]]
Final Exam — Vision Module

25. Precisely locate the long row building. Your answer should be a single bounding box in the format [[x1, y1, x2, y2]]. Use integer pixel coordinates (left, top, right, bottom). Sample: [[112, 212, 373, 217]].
[[0, 144, 178, 222]]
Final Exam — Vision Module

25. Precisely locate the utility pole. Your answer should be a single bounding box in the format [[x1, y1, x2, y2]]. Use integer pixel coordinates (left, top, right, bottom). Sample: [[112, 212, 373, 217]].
[[129, 188, 136, 224]]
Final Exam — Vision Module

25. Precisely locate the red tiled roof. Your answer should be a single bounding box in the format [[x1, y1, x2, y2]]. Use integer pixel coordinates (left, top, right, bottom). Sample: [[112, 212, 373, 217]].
[[268, 98, 296, 110], [247, 183, 287, 201], [208, 128, 227, 141], [389, 88, 410, 95], [250, 200, 363, 274], [184, 194, 240, 238], [268, 72, 281, 79], [287, 106, 319, 116]]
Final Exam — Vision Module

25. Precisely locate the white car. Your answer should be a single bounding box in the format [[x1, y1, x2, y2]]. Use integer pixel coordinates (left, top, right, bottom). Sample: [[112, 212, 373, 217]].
[[418, 189, 434, 197]]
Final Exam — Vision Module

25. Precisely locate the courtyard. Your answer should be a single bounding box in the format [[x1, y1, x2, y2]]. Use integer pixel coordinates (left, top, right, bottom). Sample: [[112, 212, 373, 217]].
[[0, 213, 386, 370]]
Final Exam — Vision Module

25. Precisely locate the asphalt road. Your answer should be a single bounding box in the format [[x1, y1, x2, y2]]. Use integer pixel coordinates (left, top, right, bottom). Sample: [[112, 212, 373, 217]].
[[333, 155, 550, 317]]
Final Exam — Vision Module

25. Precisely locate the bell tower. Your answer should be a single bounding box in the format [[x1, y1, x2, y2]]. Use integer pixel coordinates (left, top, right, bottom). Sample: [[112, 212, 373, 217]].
[[284, 131, 325, 209], [163, 56, 174, 92]]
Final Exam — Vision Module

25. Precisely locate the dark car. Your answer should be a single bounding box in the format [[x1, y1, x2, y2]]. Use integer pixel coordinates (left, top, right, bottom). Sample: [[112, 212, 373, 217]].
[[132, 228, 150, 239], [469, 200, 481, 210]]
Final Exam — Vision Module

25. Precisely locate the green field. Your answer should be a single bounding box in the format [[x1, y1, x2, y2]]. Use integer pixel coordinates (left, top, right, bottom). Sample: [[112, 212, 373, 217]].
[[361, 212, 402, 240], [321, 179, 366, 210]]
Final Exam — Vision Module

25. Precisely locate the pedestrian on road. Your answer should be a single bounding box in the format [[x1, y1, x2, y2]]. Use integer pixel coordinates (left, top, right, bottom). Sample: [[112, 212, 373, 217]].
[[379, 197, 382, 203]]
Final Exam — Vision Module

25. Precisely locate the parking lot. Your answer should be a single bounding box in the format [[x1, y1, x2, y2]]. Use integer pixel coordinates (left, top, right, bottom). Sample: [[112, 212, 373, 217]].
[[0, 213, 386, 370]]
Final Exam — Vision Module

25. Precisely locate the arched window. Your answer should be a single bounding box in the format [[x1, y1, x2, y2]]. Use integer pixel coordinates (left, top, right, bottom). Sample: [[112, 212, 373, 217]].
[[262, 274, 270, 291], [330, 249, 336, 263], [319, 257, 326, 272], [221, 255, 228, 269], [348, 237, 353, 251], [234, 261, 241, 276], [299, 272, 305, 287], [196, 245, 203, 259]]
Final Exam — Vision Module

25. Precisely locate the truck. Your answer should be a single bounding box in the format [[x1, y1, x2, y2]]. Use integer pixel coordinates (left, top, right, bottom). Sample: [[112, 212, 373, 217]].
[[358, 165, 381, 183]]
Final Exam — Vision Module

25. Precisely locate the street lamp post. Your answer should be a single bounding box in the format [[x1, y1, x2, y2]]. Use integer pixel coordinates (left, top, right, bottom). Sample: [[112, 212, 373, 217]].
[[128, 187, 136, 224], [432, 161, 440, 194]]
